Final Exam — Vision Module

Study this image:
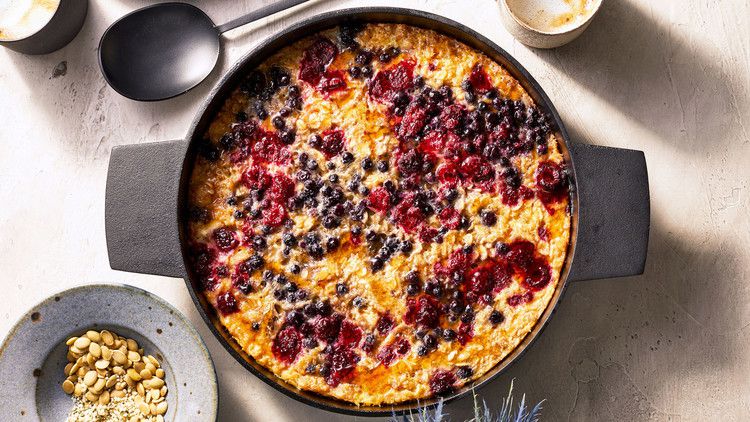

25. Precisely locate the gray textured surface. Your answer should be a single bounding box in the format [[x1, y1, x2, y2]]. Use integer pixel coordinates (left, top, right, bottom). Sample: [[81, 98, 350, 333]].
[[1, 0, 749, 420]]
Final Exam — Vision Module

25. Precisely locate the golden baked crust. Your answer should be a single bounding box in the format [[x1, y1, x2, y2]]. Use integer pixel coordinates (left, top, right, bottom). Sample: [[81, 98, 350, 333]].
[[186, 23, 570, 406]]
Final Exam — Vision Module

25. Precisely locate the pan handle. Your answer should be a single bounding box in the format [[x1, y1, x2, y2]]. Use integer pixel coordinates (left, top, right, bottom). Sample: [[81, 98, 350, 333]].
[[566, 143, 650, 282], [105, 140, 188, 278]]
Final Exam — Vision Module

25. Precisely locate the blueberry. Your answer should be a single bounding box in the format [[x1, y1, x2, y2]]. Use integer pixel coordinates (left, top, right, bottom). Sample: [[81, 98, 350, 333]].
[[322, 215, 339, 229], [247, 254, 264, 270], [349, 66, 361, 78], [353, 296, 365, 308], [336, 283, 349, 295], [251, 322, 261, 331], [442, 329, 456, 342], [417, 345, 428, 357], [489, 310, 505, 325], [328, 174, 339, 183], [341, 151, 354, 164], [406, 283, 420, 296], [289, 264, 301, 274], [371, 257, 384, 272], [456, 366, 473, 379], [425, 280, 443, 297], [361, 65, 373, 78], [361, 157, 373, 171], [405, 270, 420, 284], [282, 233, 297, 247], [272, 116, 285, 130], [461, 309, 475, 323], [280, 129, 296, 144], [400, 240, 413, 255], [315, 300, 332, 316], [480, 210, 497, 226], [288, 85, 300, 97], [423, 334, 437, 349], [308, 134, 322, 148], [252, 235, 267, 250], [496, 242, 510, 255], [355, 51, 372, 65], [377, 160, 389, 172], [286, 310, 304, 327], [326, 236, 340, 251]]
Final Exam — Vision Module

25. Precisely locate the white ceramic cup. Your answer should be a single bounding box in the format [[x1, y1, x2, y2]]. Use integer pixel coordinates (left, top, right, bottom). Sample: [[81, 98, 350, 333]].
[[499, 0, 603, 49]]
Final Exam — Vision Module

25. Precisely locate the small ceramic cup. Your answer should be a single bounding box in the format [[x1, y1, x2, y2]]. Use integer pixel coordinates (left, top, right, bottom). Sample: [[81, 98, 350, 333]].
[[499, 0, 603, 49], [0, 0, 88, 55]]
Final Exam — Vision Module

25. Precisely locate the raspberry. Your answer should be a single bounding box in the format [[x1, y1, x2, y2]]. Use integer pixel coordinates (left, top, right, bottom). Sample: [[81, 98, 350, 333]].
[[267, 173, 295, 203], [429, 370, 457, 396], [212, 228, 238, 252], [261, 202, 286, 227], [377, 336, 411, 367], [468, 64, 492, 92], [367, 187, 392, 213], [396, 149, 423, 175], [368, 59, 415, 102], [272, 325, 302, 364], [376, 313, 394, 334], [317, 128, 346, 157], [336, 319, 362, 348], [299, 37, 338, 85], [397, 103, 427, 139], [438, 207, 462, 230], [215, 291, 239, 315], [314, 314, 343, 342], [318, 69, 348, 95], [404, 295, 441, 329], [324, 344, 360, 387]]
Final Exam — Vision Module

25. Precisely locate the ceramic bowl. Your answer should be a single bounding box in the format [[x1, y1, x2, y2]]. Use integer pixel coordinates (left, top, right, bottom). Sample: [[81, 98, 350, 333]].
[[499, 0, 604, 49], [0, 284, 218, 421]]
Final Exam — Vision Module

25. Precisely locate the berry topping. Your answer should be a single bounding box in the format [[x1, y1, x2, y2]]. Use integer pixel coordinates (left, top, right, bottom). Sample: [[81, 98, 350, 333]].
[[299, 37, 338, 85], [272, 325, 302, 364], [404, 295, 441, 329], [212, 227, 238, 252], [429, 370, 457, 396], [216, 291, 239, 315], [489, 310, 505, 325], [377, 336, 411, 367], [315, 128, 346, 158], [468, 64, 492, 92], [376, 313, 394, 334], [314, 314, 343, 342], [367, 186, 392, 213], [369, 59, 416, 102], [324, 344, 360, 387], [535, 160, 569, 213], [455, 365, 473, 379]]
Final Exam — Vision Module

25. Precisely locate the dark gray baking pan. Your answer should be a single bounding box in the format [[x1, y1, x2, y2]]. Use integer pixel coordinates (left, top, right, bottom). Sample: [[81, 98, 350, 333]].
[[104, 7, 650, 417]]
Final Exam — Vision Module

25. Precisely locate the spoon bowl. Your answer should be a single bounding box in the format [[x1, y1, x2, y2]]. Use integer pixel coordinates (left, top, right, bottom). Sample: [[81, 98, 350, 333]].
[[99, 0, 311, 101], [99, 2, 220, 101]]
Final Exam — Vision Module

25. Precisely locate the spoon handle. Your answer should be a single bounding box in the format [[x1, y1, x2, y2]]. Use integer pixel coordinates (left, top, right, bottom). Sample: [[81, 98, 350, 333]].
[[215, 0, 312, 33]]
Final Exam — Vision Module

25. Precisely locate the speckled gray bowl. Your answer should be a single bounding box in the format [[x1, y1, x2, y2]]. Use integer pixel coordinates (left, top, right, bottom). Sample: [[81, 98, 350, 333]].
[[0, 284, 218, 421]]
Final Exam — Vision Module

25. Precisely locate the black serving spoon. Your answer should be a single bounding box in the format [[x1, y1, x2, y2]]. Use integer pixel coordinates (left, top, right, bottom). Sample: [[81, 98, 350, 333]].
[[99, 0, 311, 101]]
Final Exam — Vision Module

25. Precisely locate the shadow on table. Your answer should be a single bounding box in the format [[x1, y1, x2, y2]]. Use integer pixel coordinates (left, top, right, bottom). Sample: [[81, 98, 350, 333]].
[[534, 0, 746, 155]]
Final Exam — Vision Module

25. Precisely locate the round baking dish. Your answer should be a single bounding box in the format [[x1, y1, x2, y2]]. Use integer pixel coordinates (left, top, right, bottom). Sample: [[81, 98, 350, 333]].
[[104, 7, 649, 416]]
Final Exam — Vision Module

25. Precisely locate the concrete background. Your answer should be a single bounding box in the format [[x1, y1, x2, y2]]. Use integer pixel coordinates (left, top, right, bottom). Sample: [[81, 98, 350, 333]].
[[1, 0, 748, 420]]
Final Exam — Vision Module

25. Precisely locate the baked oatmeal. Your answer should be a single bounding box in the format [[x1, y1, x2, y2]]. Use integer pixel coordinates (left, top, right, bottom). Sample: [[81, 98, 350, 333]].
[[186, 23, 571, 405]]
